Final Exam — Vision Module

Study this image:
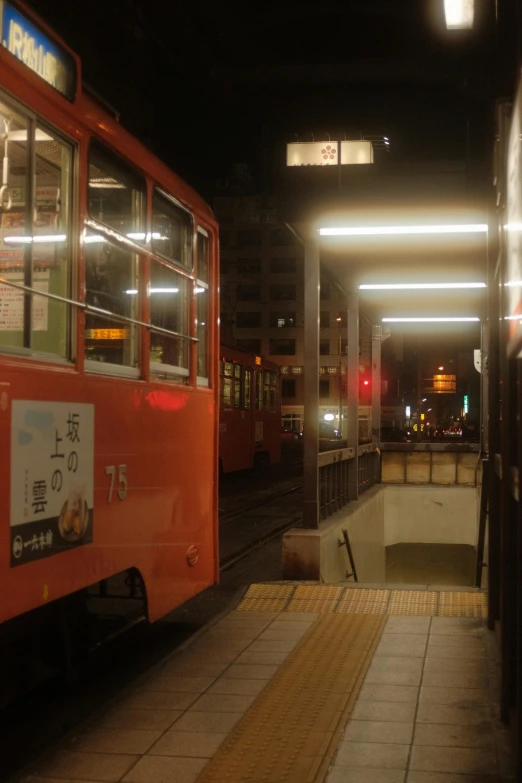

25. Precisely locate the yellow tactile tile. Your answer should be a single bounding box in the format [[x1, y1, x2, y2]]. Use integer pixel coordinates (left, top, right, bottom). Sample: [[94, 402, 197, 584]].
[[388, 590, 438, 616], [236, 597, 291, 612], [293, 585, 343, 601], [285, 598, 338, 613], [336, 589, 389, 614], [195, 613, 386, 783], [438, 591, 487, 617], [242, 583, 295, 599]]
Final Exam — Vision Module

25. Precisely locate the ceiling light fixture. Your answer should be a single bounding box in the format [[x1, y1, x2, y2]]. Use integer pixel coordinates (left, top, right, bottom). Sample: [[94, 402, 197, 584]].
[[359, 282, 486, 290], [382, 317, 480, 323], [319, 224, 487, 237]]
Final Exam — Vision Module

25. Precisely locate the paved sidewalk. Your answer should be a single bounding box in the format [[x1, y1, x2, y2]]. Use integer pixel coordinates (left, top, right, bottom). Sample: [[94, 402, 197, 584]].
[[18, 584, 514, 783]]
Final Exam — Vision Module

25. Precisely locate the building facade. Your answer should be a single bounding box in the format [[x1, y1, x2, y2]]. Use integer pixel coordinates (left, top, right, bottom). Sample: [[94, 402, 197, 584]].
[[215, 190, 373, 435]]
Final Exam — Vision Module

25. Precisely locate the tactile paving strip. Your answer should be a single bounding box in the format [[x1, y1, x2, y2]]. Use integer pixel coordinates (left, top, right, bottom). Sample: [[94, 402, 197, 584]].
[[237, 584, 294, 612], [388, 590, 438, 615], [438, 590, 488, 617], [285, 598, 338, 613], [196, 613, 386, 783], [293, 585, 343, 601], [336, 589, 390, 614], [237, 585, 488, 617]]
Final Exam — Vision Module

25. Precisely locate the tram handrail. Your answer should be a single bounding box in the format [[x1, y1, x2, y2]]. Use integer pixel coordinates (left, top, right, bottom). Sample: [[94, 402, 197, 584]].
[[0, 276, 198, 343]]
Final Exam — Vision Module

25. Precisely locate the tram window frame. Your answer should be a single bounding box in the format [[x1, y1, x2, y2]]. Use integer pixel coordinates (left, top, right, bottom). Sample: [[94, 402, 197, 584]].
[[0, 93, 75, 362], [196, 228, 210, 387], [85, 140, 145, 375], [152, 188, 193, 270]]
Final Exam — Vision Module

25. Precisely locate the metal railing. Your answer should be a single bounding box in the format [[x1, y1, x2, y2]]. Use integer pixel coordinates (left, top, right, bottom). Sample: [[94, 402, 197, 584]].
[[318, 443, 380, 520]]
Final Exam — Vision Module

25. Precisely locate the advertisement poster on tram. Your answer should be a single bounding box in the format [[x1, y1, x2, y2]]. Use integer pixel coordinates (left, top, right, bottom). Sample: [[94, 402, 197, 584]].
[[10, 401, 94, 566]]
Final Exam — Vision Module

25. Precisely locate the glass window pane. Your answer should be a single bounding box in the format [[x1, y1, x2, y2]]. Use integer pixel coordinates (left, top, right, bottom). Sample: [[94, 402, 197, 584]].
[[0, 103, 30, 350], [152, 190, 192, 269], [31, 124, 73, 357], [196, 283, 208, 380], [149, 259, 189, 372], [88, 141, 145, 238], [85, 230, 139, 366], [197, 232, 209, 283]]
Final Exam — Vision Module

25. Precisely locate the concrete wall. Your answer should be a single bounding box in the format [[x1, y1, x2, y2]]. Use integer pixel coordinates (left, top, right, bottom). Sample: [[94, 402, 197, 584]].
[[282, 483, 480, 583], [283, 486, 386, 583], [381, 449, 481, 486], [384, 485, 479, 546]]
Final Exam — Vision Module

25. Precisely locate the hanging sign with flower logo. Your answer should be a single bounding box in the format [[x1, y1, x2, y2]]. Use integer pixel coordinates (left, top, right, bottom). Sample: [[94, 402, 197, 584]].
[[286, 141, 373, 166]]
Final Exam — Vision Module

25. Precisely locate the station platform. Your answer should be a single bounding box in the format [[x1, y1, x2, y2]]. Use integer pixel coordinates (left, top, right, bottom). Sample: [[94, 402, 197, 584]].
[[21, 583, 514, 783]]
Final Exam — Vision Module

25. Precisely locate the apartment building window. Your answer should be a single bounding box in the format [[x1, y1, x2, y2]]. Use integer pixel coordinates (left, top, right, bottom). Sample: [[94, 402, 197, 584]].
[[237, 229, 261, 247], [236, 338, 261, 353], [270, 339, 296, 355], [270, 284, 296, 301], [320, 339, 330, 356], [270, 312, 296, 327], [237, 284, 261, 301], [270, 228, 296, 246], [282, 379, 296, 398], [320, 311, 330, 328], [320, 282, 330, 300], [270, 257, 296, 273], [237, 258, 261, 274], [319, 380, 330, 398], [236, 311, 262, 328]]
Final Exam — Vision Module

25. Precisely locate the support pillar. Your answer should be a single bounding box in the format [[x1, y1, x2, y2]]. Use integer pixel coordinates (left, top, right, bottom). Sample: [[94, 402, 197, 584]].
[[303, 239, 320, 529], [371, 325, 382, 442], [346, 292, 359, 500]]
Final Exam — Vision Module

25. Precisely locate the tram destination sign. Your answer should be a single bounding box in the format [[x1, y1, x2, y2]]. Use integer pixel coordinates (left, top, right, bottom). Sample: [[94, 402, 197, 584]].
[[0, 1, 76, 99], [10, 400, 94, 567]]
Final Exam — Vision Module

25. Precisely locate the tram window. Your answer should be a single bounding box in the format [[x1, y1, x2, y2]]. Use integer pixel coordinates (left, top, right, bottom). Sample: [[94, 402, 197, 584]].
[[270, 371, 278, 409], [32, 125, 73, 357], [152, 190, 192, 270], [84, 231, 138, 367], [196, 231, 209, 384], [234, 364, 242, 408], [0, 103, 30, 351], [149, 258, 189, 377], [88, 141, 145, 239], [244, 369, 252, 409], [0, 101, 73, 359], [221, 360, 234, 408]]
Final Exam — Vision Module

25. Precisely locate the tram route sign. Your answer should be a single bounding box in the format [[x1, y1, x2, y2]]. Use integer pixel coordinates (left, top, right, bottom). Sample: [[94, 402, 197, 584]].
[[0, 1, 76, 99], [10, 401, 94, 567]]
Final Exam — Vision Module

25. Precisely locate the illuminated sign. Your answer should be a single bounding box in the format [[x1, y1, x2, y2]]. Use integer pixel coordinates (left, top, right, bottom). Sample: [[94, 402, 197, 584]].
[[255, 355, 262, 366], [0, 1, 76, 99], [463, 395, 469, 414], [286, 140, 373, 167], [405, 406, 411, 417], [85, 328, 128, 341]]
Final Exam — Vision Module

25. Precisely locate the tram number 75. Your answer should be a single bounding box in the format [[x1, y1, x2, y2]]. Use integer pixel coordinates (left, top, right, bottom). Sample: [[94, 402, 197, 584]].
[[105, 465, 128, 502]]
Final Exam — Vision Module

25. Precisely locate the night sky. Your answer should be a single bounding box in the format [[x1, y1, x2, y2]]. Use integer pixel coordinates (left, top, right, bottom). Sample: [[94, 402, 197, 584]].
[[26, 0, 511, 199]]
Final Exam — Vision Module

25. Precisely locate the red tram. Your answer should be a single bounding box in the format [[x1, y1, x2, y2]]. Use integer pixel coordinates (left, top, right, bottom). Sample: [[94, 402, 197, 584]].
[[219, 346, 281, 473], [0, 2, 219, 626]]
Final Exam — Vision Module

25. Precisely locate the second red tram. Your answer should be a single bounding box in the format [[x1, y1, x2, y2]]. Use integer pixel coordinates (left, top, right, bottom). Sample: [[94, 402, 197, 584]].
[[219, 346, 281, 473], [0, 2, 219, 627]]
